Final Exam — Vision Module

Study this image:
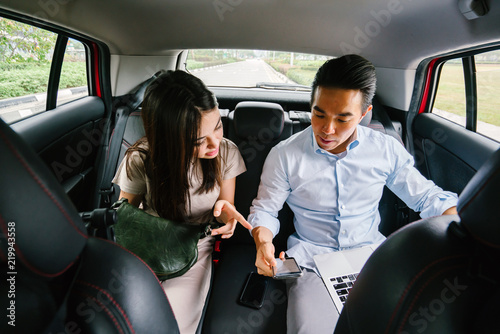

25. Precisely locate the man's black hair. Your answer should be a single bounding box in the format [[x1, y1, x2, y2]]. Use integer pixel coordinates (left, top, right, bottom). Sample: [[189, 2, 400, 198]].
[[311, 54, 376, 111]]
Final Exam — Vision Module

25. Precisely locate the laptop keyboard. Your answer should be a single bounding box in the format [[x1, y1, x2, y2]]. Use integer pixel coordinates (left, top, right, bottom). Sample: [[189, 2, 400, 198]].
[[330, 273, 358, 304]]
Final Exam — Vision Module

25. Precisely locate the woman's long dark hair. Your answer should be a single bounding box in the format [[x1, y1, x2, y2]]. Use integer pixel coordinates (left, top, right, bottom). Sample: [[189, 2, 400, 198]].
[[125, 70, 221, 220]]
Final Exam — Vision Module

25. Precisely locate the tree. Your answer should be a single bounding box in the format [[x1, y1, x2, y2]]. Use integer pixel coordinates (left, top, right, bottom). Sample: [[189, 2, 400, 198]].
[[0, 18, 57, 63]]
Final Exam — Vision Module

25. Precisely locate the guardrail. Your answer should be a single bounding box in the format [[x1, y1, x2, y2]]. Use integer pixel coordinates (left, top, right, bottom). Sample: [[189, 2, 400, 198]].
[[0, 86, 88, 109]]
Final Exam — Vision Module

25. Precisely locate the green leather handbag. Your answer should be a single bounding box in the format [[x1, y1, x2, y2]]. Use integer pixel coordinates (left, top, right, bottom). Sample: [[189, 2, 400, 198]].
[[112, 198, 218, 281]]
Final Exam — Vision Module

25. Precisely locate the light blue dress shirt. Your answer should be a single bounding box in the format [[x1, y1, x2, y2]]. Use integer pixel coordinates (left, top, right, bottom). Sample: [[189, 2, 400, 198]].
[[248, 125, 458, 272]]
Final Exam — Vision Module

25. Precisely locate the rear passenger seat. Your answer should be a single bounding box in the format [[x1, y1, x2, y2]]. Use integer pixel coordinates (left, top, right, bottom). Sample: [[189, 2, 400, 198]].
[[203, 102, 293, 333], [100, 98, 406, 334], [203, 99, 407, 334]]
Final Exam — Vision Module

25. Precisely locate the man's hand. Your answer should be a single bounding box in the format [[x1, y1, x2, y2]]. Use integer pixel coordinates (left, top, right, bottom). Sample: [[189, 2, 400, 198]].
[[255, 241, 276, 277], [252, 226, 284, 277]]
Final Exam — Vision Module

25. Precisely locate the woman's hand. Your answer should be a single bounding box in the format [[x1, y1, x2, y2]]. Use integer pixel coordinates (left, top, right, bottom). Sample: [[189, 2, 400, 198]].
[[211, 199, 252, 239]]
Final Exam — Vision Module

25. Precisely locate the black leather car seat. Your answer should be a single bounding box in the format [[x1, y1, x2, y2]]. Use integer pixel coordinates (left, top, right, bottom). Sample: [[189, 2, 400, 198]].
[[0, 118, 179, 333], [334, 148, 500, 334], [226, 101, 294, 246]]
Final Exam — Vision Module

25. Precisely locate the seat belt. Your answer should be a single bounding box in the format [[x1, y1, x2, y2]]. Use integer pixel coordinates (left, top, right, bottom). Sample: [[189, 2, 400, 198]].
[[371, 98, 404, 145], [371, 98, 409, 228], [289, 110, 311, 133], [97, 70, 164, 207]]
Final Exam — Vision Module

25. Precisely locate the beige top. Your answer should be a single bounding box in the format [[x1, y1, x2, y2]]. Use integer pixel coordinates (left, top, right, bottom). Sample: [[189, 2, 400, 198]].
[[112, 137, 246, 223]]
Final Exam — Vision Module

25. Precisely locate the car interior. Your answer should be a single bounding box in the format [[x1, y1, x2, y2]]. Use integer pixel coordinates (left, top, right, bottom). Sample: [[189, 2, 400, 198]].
[[1, 0, 500, 333]]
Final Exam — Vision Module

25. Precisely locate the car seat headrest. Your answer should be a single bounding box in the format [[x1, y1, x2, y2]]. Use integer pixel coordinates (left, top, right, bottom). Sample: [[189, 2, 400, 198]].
[[233, 101, 285, 140], [0, 118, 87, 277], [458, 148, 500, 248]]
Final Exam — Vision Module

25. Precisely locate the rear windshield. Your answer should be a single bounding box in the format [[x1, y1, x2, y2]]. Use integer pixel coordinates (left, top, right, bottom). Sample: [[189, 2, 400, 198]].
[[185, 49, 331, 91]]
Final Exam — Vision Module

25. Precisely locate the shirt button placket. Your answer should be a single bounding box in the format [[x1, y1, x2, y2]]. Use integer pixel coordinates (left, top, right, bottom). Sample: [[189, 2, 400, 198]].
[[337, 160, 343, 213], [336, 159, 347, 246]]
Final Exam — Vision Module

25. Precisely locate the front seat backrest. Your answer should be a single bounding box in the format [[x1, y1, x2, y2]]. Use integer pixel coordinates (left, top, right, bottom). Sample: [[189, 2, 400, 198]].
[[334, 148, 500, 334], [0, 118, 179, 334]]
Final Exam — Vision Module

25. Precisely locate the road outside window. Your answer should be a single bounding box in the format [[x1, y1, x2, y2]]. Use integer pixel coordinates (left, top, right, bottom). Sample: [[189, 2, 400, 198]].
[[186, 49, 330, 90]]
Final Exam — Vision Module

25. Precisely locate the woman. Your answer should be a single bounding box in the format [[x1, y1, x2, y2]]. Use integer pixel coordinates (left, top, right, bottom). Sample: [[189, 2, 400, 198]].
[[112, 70, 251, 333]]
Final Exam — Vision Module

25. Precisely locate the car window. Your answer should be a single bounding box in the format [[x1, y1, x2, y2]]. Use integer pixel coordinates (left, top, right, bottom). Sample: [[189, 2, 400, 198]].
[[58, 39, 88, 107], [475, 50, 500, 141], [433, 60, 466, 127], [0, 18, 88, 124], [185, 49, 329, 90], [433, 50, 500, 141]]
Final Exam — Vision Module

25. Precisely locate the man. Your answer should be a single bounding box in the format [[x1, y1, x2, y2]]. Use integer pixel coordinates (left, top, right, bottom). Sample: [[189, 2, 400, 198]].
[[248, 54, 458, 333]]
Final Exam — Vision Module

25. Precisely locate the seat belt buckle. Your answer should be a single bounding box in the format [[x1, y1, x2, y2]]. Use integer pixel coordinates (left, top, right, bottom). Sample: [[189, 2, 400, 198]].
[[99, 187, 115, 205]]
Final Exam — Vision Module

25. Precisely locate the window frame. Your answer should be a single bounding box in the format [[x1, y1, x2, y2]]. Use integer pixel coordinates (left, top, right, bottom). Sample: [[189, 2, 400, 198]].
[[0, 9, 109, 123], [424, 45, 500, 137]]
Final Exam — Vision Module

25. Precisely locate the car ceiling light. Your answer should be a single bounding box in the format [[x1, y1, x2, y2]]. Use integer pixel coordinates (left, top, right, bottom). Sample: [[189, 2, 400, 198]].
[[458, 0, 489, 20]]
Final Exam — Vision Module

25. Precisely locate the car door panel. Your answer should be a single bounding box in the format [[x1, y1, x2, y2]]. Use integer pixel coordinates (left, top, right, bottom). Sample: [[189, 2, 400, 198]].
[[412, 113, 500, 195], [11, 96, 106, 210]]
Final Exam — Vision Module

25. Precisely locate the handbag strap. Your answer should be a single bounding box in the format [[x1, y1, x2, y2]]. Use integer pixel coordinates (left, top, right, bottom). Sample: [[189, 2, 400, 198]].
[[112, 198, 222, 239], [200, 218, 223, 239]]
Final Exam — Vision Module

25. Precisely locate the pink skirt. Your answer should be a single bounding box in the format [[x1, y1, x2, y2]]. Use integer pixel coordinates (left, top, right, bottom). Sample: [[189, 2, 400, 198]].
[[161, 236, 214, 334]]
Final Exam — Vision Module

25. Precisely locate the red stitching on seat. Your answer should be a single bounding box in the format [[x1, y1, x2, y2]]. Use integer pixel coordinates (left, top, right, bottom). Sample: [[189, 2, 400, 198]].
[[461, 224, 500, 249], [384, 254, 465, 334], [99, 238, 171, 302], [0, 128, 87, 277], [76, 280, 135, 333], [458, 167, 500, 248], [75, 291, 126, 334], [397, 263, 466, 333], [1, 212, 80, 277], [0, 130, 87, 239]]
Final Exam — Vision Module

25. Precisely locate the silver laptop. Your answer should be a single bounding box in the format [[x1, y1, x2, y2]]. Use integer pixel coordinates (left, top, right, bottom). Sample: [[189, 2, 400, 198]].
[[313, 244, 380, 313]]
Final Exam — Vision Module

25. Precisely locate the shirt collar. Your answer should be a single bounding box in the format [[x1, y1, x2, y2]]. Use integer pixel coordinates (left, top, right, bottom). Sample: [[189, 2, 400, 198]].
[[310, 126, 361, 157]]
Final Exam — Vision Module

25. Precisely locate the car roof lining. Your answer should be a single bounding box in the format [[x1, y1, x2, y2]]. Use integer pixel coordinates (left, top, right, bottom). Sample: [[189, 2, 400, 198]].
[[1, 0, 500, 70]]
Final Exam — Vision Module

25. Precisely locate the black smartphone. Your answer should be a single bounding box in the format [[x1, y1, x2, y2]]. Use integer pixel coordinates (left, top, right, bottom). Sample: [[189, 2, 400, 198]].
[[239, 272, 268, 309], [272, 257, 303, 279]]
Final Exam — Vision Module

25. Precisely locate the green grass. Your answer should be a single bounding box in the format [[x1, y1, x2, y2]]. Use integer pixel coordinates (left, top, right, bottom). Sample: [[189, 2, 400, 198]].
[[265, 59, 326, 86], [476, 64, 500, 126], [286, 68, 316, 86], [0, 61, 87, 99], [185, 58, 240, 71], [435, 63, 500, 126]]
